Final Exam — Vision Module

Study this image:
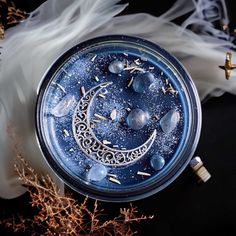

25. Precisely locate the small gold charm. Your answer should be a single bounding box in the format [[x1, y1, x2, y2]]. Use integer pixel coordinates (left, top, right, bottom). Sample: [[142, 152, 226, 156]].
[[189, 156, 211, 183], [219, 52, 236, 80]]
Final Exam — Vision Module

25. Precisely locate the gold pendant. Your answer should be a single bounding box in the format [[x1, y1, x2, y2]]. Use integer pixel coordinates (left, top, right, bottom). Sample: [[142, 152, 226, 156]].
[[219, 52, 236, 80]]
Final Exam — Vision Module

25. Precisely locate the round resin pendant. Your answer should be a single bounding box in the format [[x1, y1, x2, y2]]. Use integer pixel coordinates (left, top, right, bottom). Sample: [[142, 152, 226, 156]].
[[36, 35, 201, 202]]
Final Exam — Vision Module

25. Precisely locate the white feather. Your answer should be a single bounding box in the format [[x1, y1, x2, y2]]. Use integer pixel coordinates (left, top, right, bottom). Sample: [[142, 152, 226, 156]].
[[0, 0, 127, 199]]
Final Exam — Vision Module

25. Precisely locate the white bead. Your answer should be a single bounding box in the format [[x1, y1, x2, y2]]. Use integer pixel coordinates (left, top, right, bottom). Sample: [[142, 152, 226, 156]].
[[87, 164, 107, 182]]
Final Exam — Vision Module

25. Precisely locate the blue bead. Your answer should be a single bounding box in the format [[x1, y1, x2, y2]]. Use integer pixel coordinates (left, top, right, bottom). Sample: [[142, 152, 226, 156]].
[[132, 72, 155, 93], [150, 154, 165, 170], [108, 60, 124, 74], [126, 108, 149, 130], [87, 164, 107, 182]]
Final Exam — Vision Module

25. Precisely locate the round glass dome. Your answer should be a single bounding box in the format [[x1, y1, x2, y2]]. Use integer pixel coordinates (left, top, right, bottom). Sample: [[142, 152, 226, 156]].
[[36, 35, 201, 202]]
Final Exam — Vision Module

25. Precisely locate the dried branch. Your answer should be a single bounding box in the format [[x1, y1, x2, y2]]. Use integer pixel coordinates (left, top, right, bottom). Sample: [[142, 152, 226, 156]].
[[1, 123, 154, 235], [0, 0, 28, 39]]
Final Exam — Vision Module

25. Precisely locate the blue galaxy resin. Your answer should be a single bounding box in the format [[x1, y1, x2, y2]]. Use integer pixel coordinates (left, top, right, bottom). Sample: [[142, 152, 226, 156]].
[[39, 40, 189, 193]]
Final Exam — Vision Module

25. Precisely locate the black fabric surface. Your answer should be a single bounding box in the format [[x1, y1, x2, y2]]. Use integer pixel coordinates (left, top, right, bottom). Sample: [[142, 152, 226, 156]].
[[1, 0, 236, 235]]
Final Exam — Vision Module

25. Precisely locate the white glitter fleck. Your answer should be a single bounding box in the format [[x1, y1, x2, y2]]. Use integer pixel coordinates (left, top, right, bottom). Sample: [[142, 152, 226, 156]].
[[94, 76, 99, 82], [93, 119, 101, 123], [161, 86, 166, 94], [127, 77, 134, 87], [134, 59, 141, 65], [52, 82, 66, 93], [137, 171, 151, 176], [80, 86, 86, 97], [110, 109, 117, 120], [100, 82, 113, 88], [140, 55, 148, 61], [103, 140, 111, 145], [123, 66, 136, 71], [109, 177, 121, 185], [62, 68, 68, 74], [153, 114, 160, 120], [130, 67, 145, 73], [169, 89, 177, 95], [167, 83, 178, 95], [94, 113, 107, 121], [63, 129, 70, 137], [90, 123, 96, 128], [91, 54, 97, 62], [98, 93, 106, 99], [107, 173, 118, 178]]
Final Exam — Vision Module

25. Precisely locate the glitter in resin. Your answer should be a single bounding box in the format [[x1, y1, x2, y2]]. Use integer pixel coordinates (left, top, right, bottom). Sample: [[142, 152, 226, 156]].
[[36, 36, 200, 201]]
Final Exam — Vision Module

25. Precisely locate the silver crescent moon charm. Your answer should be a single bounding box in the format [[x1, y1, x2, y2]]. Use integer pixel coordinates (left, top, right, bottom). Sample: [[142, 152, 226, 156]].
[[72, 82, 157, 166]]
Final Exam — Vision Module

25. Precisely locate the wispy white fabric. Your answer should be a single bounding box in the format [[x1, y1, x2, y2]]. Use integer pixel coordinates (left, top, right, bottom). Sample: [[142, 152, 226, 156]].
[[0, 0, 234, 198]]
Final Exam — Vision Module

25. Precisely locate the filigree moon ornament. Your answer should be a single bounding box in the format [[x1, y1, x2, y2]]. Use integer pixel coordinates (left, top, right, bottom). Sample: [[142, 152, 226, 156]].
[[72, 82, 157, 166], [36, 35, 201, 202]]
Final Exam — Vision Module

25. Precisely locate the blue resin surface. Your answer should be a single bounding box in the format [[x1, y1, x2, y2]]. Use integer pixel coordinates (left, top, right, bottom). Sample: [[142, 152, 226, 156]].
[[37, 36, 200, 201]]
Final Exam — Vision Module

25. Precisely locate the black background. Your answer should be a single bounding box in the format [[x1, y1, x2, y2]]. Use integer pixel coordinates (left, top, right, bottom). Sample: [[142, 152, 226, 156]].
[[1, 0, 236, 235]]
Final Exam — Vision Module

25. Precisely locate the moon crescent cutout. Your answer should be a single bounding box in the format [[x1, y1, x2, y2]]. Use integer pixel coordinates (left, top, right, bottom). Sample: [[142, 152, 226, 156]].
[[72, 82, 157, 166]]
